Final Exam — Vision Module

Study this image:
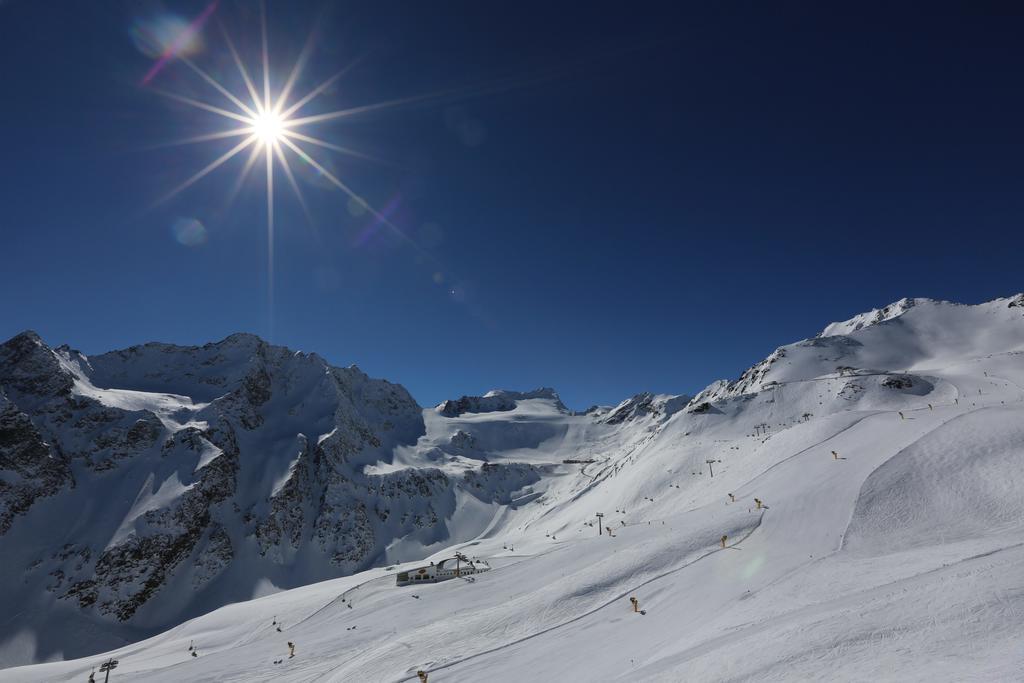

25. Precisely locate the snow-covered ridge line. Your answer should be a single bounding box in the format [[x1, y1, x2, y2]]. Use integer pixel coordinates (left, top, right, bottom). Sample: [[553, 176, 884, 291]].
[[601, 392, 690, 425], [819, 292, 1024, 338], [3, 291, 1024, 677], [690, 292, 1024, 407]]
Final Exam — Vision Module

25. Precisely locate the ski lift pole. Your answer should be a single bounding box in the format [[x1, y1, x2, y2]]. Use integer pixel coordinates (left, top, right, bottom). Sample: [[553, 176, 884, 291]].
[[99, 658, 118, 683], [455, 551, 468, 577], [595, 512, 604, 535], [705, 459, 718, 477]]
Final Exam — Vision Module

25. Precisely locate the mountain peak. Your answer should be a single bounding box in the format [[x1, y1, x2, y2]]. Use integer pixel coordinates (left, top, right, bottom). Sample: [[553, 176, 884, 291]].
[[2, 329, 45, 347], [218, 332, 266, 346], [819, 297, 940, 337], [0, 330, 74, 399]]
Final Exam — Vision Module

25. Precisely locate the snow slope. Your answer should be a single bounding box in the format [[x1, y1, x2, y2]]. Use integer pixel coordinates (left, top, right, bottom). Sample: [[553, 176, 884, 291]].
[[0, 334, 558, 666], [3, 294, 1024, 681]]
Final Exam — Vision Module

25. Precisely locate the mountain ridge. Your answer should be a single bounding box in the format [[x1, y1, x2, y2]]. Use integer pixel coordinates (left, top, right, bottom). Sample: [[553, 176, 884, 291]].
[[2, 292, 1023, 674]]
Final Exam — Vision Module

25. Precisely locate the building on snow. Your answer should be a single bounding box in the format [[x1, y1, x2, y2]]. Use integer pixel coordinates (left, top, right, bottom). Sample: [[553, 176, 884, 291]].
[[395, 555, 490, 586]]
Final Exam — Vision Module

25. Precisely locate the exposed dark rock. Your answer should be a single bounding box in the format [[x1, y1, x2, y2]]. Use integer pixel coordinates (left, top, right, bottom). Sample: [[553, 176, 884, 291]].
[[0, 395, 71, 534], [688, 402, 714, 414], [437, 388, 565, 417], [603, 393, 689, 425]]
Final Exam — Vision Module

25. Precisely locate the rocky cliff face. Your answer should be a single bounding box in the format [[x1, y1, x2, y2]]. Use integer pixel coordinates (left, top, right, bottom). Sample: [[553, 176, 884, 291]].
[[436, 388, 566, 417], [601, 392, 690, 425], [0, 391, 70, 535], [0, 332, 534, 637]]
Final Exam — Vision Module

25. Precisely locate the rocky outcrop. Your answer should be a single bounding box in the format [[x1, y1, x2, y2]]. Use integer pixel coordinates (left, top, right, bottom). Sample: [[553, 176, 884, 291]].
[[818, 297, 930, 337], [463, 463, 541, 505], [603, 392, 690, 425], [437, 388, 566, 417], [449, 430, 477, 451], [687, 348, 787, 408], [60, 417, 240, 620], [0, 331, 75, 401], [0, 393, 70, 534]]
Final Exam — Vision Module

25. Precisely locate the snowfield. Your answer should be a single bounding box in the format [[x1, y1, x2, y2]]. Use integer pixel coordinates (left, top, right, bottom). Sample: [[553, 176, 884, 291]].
[[2, 295, 1024, 681]]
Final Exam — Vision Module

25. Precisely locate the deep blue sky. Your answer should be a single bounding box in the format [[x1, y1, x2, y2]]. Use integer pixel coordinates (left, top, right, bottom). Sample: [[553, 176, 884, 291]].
[[2, 1, 1023, 409]]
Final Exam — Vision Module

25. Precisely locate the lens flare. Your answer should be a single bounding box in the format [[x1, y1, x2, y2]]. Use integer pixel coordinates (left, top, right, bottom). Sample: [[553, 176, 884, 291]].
[[132, 15, 204, 60], [171, 217, 208, 246], [137, 2, 218, 86]]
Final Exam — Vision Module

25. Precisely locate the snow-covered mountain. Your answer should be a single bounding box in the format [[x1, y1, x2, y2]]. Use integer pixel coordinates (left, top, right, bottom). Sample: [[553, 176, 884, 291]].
[[3, 294, 1024, 681], [0, 333, 559, 664]]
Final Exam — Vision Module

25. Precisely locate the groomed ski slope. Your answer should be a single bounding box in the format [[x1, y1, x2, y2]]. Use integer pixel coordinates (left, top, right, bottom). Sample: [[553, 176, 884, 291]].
[[5, 297, 1024, 681]]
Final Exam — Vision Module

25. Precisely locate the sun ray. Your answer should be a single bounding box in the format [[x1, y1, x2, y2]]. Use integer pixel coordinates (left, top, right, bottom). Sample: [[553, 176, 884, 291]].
[[284, 69, 572, 129], [150, 88, 254, 125], [280, 129, 388, 165], [158, 134, 257, 204], [180, 56, 259, 119], [278, 137, 361, 202], [265, 133, 275, 338], [273, 140, 315, 228], [223, 140, 264, 210], [147, 126, 253, 150], [282, 86, 466, 128], [276, 58, 363, 120], [273, 27, 319, 116], [278, 135, 408, 240], [219, 21, 264, 115], [260, 1, 271, 114]]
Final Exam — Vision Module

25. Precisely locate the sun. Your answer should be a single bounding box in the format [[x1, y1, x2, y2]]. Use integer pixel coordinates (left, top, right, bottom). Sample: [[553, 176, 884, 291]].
[[144, 3, 400, 340], [147, 1, 473, 238], [251, 110, 285, 146], [148, 2, 396, 224], [146, 1, 459, 338]]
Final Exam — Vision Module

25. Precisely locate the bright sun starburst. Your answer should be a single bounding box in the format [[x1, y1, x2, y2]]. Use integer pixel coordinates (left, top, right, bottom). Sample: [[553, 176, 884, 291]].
[[144, 1, 416, 336], [150, 2, 384, 221], [251, 110, 284, 145], [145, 0, 527, 336]]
